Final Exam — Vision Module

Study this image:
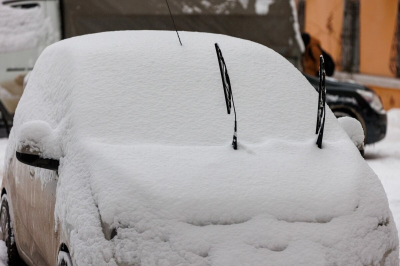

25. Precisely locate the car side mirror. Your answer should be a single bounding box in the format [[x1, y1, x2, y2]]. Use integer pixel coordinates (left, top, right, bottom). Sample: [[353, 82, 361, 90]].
[[16, 151, 59, 171], [16, 121, 61, 171], [338, 117, 365, 156]]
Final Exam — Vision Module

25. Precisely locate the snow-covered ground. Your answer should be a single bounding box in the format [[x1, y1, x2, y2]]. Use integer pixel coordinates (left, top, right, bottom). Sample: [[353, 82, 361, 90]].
[[365, 109, 400, 252]]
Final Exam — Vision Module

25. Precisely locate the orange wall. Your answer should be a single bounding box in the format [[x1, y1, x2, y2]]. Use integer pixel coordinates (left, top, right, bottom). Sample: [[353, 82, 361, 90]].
[[359, 0, 398, 77], [370, 86, 400, 110], [304, 0, 344, 67]]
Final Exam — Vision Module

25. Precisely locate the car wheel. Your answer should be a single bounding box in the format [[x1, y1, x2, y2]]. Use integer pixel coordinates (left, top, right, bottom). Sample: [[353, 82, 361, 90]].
[[0, 195, 25, 265], [57, 250, 72, 266]]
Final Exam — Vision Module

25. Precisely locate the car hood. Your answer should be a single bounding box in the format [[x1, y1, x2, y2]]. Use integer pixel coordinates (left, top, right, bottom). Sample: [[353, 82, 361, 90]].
[[69, 138, 398, 265], [88, 140, 360, 225]]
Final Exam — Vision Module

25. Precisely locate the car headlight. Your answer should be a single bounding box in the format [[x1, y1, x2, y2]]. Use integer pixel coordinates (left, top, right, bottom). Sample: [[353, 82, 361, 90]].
[[356, 89, 385, 114]]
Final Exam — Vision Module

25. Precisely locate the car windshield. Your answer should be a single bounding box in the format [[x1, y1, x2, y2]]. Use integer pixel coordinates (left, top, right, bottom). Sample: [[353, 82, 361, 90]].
[[48, 32, 319, 146]]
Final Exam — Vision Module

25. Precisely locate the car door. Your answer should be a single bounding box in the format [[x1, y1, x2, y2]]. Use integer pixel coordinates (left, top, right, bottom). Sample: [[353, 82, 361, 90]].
[[7, 154, 32, 262], [25, 166, 59, 266], [8, 151, 59, 266]]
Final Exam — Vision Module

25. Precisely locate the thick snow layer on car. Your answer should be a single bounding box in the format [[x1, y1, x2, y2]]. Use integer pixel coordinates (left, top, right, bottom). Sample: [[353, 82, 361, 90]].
[[0, 4, 58, 53], [17, 120, 62, 159], [6, 31, 399, 265], [338, 117, 364, 149]]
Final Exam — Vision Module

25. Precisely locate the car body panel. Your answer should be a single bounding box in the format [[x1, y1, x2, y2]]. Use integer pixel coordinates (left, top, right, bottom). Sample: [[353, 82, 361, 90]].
[[3, 155, 62, 265]]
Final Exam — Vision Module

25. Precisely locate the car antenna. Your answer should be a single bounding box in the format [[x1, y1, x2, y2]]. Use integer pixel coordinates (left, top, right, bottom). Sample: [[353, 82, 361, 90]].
[[215, 43, 238, 150], [165, 0, 182, 46], [316, 55, 326, 149]]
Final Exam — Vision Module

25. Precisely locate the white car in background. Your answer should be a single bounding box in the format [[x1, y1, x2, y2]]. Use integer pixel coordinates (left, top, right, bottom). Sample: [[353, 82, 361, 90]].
[[0, 0, 60, 132], [0, 31, 398, 266]]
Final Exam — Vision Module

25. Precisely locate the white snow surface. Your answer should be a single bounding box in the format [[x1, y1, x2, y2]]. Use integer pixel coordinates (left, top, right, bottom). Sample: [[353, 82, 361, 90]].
[[255, 0, 274, 15], [366, 109, 400, 255], [0, 229, 19, 266], [0, 241, 6, 266], [338, 117, 364, 149], [58, 250, 73, 266], [17, 120, 62, 159], [6, 31, 399, 265], [0, 4, 57, 53]]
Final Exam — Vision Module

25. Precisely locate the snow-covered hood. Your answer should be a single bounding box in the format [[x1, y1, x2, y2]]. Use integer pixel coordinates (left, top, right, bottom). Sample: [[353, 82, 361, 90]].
[[72, 138, 398, 265], [89, 140, 361, 227]]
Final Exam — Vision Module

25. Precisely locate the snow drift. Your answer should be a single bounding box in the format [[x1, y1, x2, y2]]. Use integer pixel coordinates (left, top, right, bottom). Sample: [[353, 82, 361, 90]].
[[6, 31, 399, 265]]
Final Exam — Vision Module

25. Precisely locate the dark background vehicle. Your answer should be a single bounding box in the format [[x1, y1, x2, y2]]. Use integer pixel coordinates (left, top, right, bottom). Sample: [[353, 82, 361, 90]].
[[305, 73, 387, 144]]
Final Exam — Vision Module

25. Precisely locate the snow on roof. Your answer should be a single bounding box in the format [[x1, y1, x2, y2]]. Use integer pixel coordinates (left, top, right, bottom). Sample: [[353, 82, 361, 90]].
[[0, 4, 57, 53], [8, 31, 398, 265], [21, 31, 336, 146]]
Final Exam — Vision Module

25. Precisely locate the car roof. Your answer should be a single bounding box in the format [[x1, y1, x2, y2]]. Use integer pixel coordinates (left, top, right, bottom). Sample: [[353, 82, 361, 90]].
[[22, 31, 345, 146]]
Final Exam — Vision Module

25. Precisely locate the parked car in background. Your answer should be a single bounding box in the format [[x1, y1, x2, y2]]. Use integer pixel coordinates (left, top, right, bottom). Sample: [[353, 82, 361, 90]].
[[0, 0, 61, 133], [1, 31, 398, 266], [305, 73, 387, 144]]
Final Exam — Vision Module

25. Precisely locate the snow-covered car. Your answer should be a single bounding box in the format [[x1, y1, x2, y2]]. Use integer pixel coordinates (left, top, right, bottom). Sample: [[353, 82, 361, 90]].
[[1, 31, 398, 266]]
